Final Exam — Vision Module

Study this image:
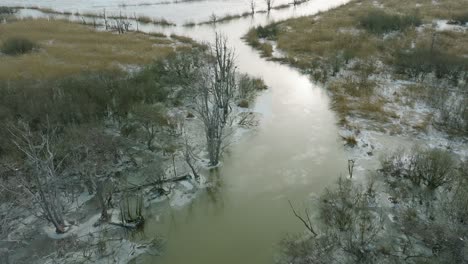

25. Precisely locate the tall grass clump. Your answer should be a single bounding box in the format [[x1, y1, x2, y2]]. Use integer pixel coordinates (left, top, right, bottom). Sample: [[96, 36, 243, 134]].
[[359, 9, 421, 35], [1, 37, 38, 55], [394, 48, 467, 83], [256, 24, 278, 39], [244, 28, 261, 47]]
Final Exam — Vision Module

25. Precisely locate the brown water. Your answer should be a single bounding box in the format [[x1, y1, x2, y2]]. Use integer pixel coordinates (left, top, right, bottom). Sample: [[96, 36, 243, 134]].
[[138, 1, 350, 263], [12, 1, 351, 263], [142, 66, 348, 262]]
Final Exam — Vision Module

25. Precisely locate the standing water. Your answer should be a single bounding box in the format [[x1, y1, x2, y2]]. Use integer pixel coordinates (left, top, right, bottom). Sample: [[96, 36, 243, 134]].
[[6, 0, 351, 263]]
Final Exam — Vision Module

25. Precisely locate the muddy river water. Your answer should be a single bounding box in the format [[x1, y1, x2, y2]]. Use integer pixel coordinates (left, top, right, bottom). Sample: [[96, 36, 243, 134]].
[[6, 0, 352, 263]]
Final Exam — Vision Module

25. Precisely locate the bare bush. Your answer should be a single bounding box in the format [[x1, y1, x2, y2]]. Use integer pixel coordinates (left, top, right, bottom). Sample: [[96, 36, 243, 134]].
[[412, 149, 455, 190], [436, 94, 468, 135], [320, 178, 362, 231], [278, 233, 338, 264], [131, 103, 168, 150], [284, 178, 384, 264], [381, 148, 456, 190], [66, 127, 122, 222], [9, 123, 68, 233]]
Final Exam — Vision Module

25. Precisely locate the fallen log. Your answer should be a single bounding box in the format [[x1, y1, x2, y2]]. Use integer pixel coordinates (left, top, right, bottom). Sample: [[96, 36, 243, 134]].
[[118, 174, 190, 192], [109, 216, 145, 230]]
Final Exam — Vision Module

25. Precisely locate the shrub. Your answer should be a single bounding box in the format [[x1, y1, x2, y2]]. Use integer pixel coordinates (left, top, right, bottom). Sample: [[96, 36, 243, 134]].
[[436, 94, 468, 137], [449, 12, 468, 25], [237, 99, 249, 108], [259, 43, 273, 57], [244, 29, 261, 48], [1, 37, 38, 56], [252, 78, 268, 90], [256, 24, 278, 40], [0, 6, 17, 15], [413, 148, 455, 190], [320, 177, 360, 231], [359, 10, 421, 35], [380, 148, 456, 190], [237, 74, 267, 107], [136, 15, 153, 24]]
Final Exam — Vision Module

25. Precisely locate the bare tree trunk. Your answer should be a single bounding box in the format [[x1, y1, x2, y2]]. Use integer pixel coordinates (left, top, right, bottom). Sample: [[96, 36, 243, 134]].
[[266, 0, 273, 12]]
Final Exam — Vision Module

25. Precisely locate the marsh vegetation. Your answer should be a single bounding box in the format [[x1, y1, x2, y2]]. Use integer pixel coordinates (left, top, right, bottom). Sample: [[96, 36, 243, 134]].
[[246, 0, 468, 137], [246, 0, 468, 263], [0, 15, 265, 263]]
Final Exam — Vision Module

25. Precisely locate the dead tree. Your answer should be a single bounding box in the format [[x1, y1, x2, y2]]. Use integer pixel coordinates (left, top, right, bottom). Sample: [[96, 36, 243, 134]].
[[9, 124, 67, 233], [250, 0, 256, 14], [265, 0, 274, 12], [111, 11, 132, 34], [70, 128, 121, 222], [194, 34, 237, 166], [103, 9, 110, 30], [209, 13, 217, 24]]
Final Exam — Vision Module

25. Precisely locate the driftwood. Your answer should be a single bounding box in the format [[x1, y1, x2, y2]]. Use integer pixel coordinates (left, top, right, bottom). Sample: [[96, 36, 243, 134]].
[[109, 216, 144, 229], [118, 174, 190, 193]]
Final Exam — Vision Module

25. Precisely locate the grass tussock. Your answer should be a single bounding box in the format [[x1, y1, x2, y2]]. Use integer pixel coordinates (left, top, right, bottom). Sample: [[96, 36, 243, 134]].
[[1, 37, 38, 56], [170, 34, 195, 44], [260, 0, 468, 73], [359, 9, 421, 35], [342, 135, 357, 147], [0, 19, 178, 80], [135, 15, 153, 24]]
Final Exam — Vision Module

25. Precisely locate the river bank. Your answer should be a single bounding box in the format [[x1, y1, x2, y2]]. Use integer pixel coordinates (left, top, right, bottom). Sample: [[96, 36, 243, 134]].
[[246, 0, 468, 262], [246, 0, 468, 166]]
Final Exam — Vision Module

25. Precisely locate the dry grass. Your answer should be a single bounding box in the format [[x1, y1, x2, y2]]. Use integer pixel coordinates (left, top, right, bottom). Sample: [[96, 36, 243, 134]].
[[342, 135, 357, 147], [198, 12, 252, 25], [249, 0, 468, 135], [270, 0, 468, 71], [0, 19, 177, 80]]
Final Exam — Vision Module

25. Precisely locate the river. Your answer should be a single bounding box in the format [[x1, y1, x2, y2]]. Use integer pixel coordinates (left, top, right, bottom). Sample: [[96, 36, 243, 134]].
[[6, 0, 351, 263]]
